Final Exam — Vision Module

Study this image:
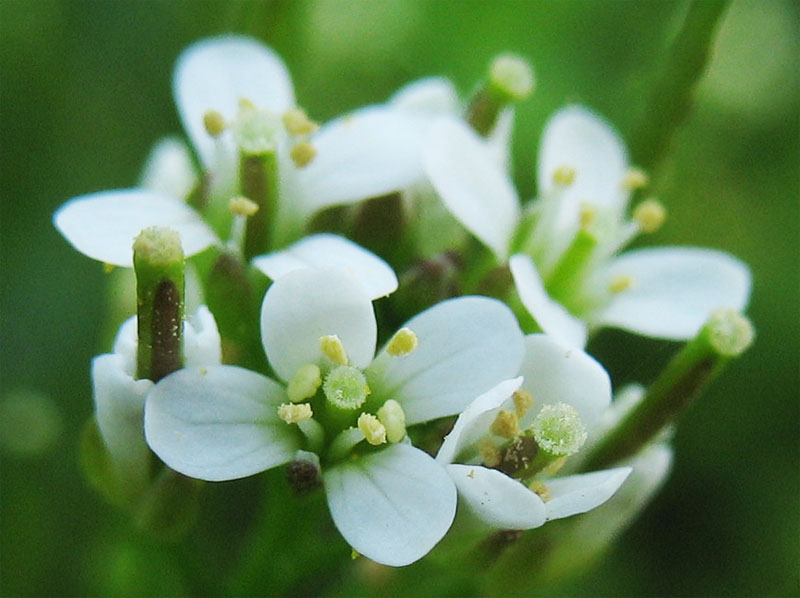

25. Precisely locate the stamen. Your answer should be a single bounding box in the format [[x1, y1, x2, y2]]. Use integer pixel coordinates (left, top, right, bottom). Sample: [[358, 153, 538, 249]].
[[323, 366, 369, 410], [357, 413, 387, 446], [552, 165, 576, 186], [287, 364, 322, 403], [386, 327, 419, 357], [478, 438, 501, 468], [229, 196, 260, 217], [544, 456, 567, 475], [529, 481, 550, 501], [608, 274, 635, 294], [320, 335, 349, 365], [705, 308, 755, 357], [621, 167, 649, 191], [490, 410, 520, 439], [103, 263, 115, 274], [579, 203, 596, 230], [278, 402, 313, 424], [513, 389, 534, 419], [532, 403, 587, 457], [376, 399, 406, 443], [289, 142, 316, 167], [238, 98, 256, 111], [282, 108, 319, 136], [489, 54, 535, 102], [633, 197, 667, 233], [203, 110, 226, 137]]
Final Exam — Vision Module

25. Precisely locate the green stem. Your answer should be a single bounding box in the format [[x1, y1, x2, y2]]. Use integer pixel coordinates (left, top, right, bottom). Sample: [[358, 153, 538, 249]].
[[581, 309, 753, 471], [133, 227, 185, 382], [631, 0, 730, 169]]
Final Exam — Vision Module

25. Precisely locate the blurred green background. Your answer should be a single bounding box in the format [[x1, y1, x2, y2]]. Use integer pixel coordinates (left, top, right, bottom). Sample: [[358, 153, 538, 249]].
[[1, 0, 797, 595]]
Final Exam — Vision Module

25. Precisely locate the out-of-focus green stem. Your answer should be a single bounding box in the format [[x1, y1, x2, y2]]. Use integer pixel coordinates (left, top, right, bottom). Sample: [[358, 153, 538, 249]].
[[631, 0, 730, 169]]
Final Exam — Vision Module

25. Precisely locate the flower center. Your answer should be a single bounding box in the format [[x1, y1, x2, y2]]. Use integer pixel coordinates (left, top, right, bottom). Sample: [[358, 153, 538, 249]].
[[323, 365, 370, 411]]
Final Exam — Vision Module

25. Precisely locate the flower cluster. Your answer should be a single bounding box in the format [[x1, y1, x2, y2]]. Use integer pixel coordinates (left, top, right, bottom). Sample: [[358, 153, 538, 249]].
[[54, 36, 753, 571]]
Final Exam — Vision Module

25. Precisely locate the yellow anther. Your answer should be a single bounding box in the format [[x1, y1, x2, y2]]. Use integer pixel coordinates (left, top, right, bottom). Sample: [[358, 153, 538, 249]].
[[229, 196, 260, 217], [579, 203, 596, 230], [544, 456, 567, 475], [377, 399, 407, 443], [553, 165, 576, 186], [282, 108, 319, 136], [287, 364, 322, 403], [478, 439, 501, 468], [490, 409, 520, 439], [351, 548, 361, 560], [386, 327, 419, 357], [238, 98, 256, 111], [609, 274, 635, 294], [103, 263, 115, 274], [512, 389, 534, 419], [358, 413, 387, 446], [320, 335, 348, 365], [633, 197, 667, 233], [290, 141, 317, 167], [277, 402, 313, 424], [529, 481, 550, 501], [621, 167, 649, 191], [203, 110, 226, 137]]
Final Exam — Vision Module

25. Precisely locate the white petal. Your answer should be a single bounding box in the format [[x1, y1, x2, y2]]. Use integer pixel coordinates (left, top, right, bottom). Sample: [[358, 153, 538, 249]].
[[323, 443, 456, 566], [424, 118, 520, 260], [183, 306, 222, 367], [260, 268, 377, 381], [138, 137, 198, 200], [371, 297, 524, 425], [389, 77, 460, 115], [436, 378, 523, 465], [144, 365, 299, 481], [446, 464, 546, 530], [252, 234, 398, 300], [92, 353, 154, 490], [537, 105, 629, 214], [509, 254, 588, 348], [53, 189, 218, 267], [173, 35, 294, 169], [543, 467, 632, 521], [518, 334, 611, 430], [292, 106, 428, 215], [111, 316, 138, 377], [596, 247, 752, 340]]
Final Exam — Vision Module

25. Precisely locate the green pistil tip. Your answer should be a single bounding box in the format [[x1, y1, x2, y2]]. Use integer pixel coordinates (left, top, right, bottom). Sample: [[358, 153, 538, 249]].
[[287, 364, 322, 403], [323, 366, 369, 411], [705, 308, 755, 357], [532, 403, 587, 457], [133, 227, 183, 267], [489, 54, 535, 102], [232, 101, 280, 154]]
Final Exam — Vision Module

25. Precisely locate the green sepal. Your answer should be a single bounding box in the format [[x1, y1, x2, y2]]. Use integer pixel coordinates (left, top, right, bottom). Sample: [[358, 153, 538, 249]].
[[134, 466, 204, 542]]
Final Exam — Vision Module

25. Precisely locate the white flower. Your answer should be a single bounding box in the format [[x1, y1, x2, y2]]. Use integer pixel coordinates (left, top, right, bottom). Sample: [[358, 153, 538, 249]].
[[144, 267, 525, 565], [423, 106, 751, 347], [436, 334, 631, 529], [54, 35, 424, 269], [92, 306, 221, 494]]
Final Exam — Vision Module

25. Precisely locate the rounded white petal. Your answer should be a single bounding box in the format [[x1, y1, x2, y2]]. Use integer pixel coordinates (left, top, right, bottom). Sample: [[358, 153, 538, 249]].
[[371, 297, 524, 425], [252, 234, 398, 300], [447, 464, 546, 530], [424, 118, 520, 259], [537, 105, 629, 214], [509, 254, 588, 348], [323, 443, 456, 566], [389, 76, 460, 115], [292, 106, 427, 215], [138, 137, 198, 200], [144, 365, 299, 481], [111, 316, 138, 377], [183, 306, 222, 367], [518, 334, 611, 430], [436, 378, 523, 465], [92, 353, 154, 490], [543, 467, 632, 521], [596, 247, 752, 340], [53, 189, 218, 267], [173, 35, 294, 168], [260, 268, 377, 381]]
